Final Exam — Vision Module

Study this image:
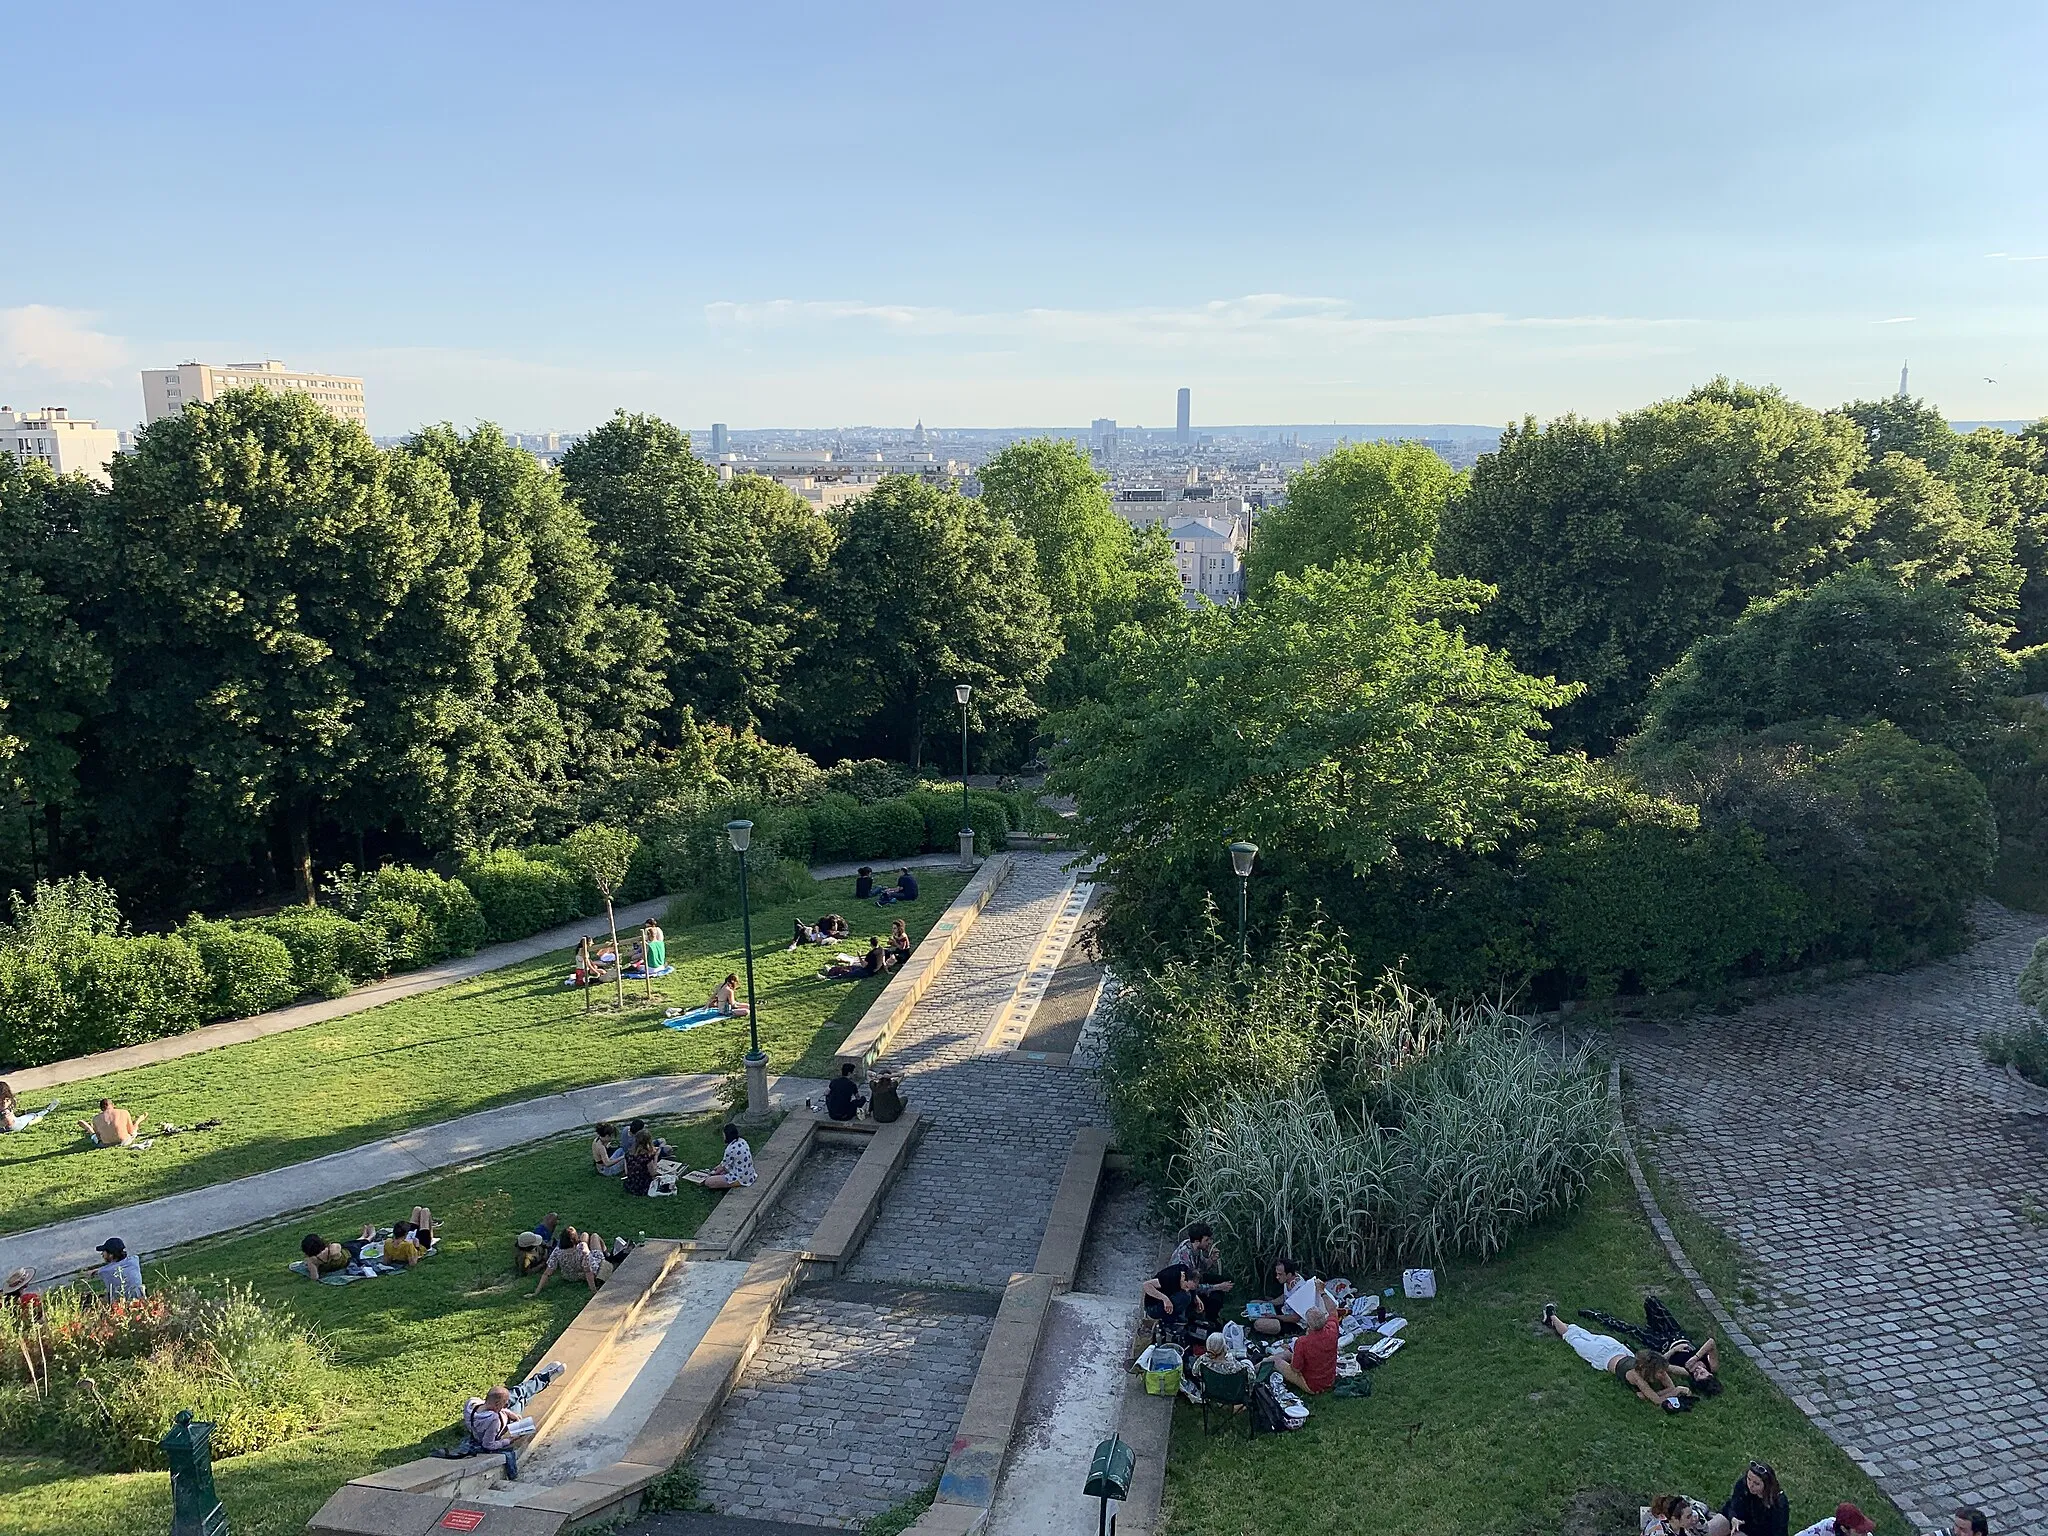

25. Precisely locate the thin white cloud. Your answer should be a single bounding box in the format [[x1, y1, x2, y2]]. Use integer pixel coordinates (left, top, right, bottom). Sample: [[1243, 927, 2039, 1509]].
[[702, 294, 1692, 356], [1985, 252, 2048, 263], [1871, 316, 1917, 324], [0, 305, 133, 383]]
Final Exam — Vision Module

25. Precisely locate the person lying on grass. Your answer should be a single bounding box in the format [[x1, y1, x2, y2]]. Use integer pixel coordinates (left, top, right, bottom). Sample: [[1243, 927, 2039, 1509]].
[[1271, 1304, 1341, 1395], [534, 1227, 602, 1294], [461, 1361, 565, 1480], [1579, 1296, 1724, 1397], [1541, 1302, 1693, 1410], [821, 938, 888, 981], [0, 1081, 57, 1133], [301, 1229, 376, 1278], [79, 1097, 145, 1148]]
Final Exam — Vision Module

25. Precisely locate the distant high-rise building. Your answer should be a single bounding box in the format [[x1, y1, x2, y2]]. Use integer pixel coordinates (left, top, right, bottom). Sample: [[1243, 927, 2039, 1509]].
[[711, 422, 729, 455], [1, 405, 122, 487], [1176, 388, 1191, 443], [1092, 417, 1118, 457], [1897, 362, 1910, 400], [140, 360, 366, 428]]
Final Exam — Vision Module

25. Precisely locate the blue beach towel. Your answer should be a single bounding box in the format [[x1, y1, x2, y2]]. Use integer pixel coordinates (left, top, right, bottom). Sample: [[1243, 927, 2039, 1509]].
[[661, 1005, 724, 1032], [622, 963, 674, 980]]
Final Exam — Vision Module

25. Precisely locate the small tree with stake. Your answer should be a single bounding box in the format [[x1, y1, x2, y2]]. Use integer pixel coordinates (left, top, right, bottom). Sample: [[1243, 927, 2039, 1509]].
[[563, 823, 638, 1012]]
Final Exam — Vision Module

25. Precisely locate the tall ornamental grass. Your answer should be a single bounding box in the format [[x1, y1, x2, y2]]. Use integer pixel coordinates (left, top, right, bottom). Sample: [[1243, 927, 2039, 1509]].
[[1175, 1011, 1613, 1273]]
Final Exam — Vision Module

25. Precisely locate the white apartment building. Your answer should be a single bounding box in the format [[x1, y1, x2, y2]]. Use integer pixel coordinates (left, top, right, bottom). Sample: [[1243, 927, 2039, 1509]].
[[0, 406, 122, 487], [140, 360, 367, 428], [1164, 514, 1247, 605]]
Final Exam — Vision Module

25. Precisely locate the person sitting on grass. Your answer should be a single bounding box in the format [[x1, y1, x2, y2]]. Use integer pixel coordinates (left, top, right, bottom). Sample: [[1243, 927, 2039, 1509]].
[[626, 1118, 673, 1160], [709, 973, 750, 1016], [93, 1237, 145, 1301], [816, 912, 852, 938], [824, 1062, 866, 1122], [876, 868, 919, 906], [1142, 1261, 1217, 1342], [461, 1361, 566, 1481], [821, 939, 888, 982], [622, 1130, 661, 1197], [300, 1229, 376, 1279], [79, 1097, 145, 1148], [1272, 1304, 1341, 1395], [885, 918, 913, 965], [1541, 1303, 1693, 1410], [0, 1082, 57, 1133], [1644, 1494, 1713, 1534], [1252, 1256, 1328, 1336], [1706, 1461, 1788, 1536], [591, 1122, 625, 1177], [533, 1227, 600, 1294], [1170, 1224, 1234, 1296], [1791, 1504, 1874, 1536], [701, 1123, 757, 1190], [2, 1266, 42, 1316]]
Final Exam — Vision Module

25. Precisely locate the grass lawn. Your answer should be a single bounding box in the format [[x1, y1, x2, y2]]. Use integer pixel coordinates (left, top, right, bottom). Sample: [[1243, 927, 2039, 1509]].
[[1161, 1172, 1908, 1536], [0, 1111, 730, 1536], [0, 870, 966, 1239]]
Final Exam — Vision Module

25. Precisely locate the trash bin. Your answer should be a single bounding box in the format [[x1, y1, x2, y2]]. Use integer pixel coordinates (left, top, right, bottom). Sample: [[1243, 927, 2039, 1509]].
[[1086, 1433, 1135, 1536]]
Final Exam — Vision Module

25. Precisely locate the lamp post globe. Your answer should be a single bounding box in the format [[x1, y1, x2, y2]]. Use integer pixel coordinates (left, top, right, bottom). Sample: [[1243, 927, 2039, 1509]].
[[1228, 841, 1258, 959], [726, 819, 768, 1115], [955, 682, 975, 869]]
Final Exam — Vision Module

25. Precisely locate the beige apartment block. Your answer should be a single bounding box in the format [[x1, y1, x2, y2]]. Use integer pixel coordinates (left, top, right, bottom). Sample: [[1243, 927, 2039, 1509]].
[[140, 359, 367, 427], [0, 405, 122, 487]]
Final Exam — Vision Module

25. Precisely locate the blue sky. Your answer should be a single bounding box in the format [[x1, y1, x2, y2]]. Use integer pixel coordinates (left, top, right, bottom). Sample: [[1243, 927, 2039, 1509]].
[[2, 0, 2043, 433]]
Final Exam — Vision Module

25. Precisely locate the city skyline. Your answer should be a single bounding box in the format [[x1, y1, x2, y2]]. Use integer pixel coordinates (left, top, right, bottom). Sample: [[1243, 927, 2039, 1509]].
[[1, 2, 2043, 434]]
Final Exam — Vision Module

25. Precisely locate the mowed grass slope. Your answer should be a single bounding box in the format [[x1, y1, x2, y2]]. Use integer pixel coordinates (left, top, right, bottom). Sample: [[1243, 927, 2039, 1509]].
[[0, 1115, 728, 1536], [1163, 1173, 1908, 1536], [0, 871, 965, 1237]]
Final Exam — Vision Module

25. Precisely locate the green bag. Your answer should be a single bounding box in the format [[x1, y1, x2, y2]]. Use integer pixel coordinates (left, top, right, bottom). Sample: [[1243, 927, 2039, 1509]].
[[1138, 1344, 1183, 1397]]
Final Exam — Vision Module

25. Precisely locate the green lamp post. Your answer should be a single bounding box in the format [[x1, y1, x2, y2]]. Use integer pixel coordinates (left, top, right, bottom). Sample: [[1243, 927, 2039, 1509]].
[[163, 1409, 229, 1536]]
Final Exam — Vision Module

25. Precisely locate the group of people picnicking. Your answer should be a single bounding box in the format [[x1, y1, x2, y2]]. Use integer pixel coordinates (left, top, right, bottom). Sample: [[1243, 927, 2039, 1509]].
[[295, 1207, 438, 1280], [571, 920, 668, 987], [591, 1117, 756, 1195]]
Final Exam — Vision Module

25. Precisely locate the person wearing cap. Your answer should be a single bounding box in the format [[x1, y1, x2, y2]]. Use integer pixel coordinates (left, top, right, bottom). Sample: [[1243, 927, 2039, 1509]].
[[1791, 1505, 1874, 1536], [93, 1238, 145, 1301], [2, 1266, 41, 1315], [1707, 1461, 1789, 1536]]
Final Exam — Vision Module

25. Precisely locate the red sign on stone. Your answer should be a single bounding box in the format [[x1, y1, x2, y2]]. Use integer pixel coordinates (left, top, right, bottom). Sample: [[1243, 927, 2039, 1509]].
[[441, 1511, 486, 1532]]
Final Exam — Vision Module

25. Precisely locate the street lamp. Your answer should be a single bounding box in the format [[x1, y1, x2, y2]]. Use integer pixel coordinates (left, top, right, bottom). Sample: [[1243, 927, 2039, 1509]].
[[1229, 841, 1258, 960], [726, 819, 768, 1116], [955, 682, 975, 869]]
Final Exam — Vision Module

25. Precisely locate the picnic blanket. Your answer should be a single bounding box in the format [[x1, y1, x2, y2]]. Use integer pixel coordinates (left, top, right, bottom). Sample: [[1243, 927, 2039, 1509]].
[[622, 963, 674, 979], [661, 1005, 724, 1032]]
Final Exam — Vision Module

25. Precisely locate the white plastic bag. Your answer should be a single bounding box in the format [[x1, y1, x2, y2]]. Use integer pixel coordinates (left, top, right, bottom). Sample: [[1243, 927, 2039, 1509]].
[[1402, 1268, 1437, 1299]]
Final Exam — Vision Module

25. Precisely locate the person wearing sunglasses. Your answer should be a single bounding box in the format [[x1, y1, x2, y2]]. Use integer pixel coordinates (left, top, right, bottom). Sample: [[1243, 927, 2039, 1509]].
[[1708, 1462, 1788, 1536]]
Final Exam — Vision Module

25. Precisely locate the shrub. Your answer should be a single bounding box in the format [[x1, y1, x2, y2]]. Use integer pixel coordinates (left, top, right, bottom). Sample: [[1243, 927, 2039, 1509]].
[[458, 849, 585, 942], [360, 899, 436, 971], [806, 792, 870, 864], [1969, 704, 2048, 913], [821, 758, 914, 802], [61, 934, 209, 1054], [249, 909, 388, 998], [0, 1281, 340, 1470], [1984, 1021, 2048, 1087], [322, 864, 486, 964], [178, 918, 299, 1019], [657, 801, 817, 925]]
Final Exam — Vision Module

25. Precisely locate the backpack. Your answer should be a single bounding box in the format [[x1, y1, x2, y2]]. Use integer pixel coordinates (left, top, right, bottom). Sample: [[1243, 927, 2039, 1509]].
[[1249, 1377, 1292, 1434]]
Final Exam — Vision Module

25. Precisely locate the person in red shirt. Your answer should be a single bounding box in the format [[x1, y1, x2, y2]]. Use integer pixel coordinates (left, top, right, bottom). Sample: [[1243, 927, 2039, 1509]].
[[1273, 1305, 1340, 1395]]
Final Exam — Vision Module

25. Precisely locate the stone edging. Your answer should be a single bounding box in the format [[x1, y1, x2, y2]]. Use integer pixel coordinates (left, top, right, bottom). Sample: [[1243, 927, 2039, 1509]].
[[835, 853, 1015, 1076], [1608, 1061, 1934, 1532]]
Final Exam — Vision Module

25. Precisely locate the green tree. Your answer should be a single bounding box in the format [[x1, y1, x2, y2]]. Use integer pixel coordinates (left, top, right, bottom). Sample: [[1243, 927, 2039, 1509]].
[[0, 458, 108, 871], [1244, 440, 1453, 595], [559, 412, 785, 729], [390, 425, 668, 849], [1051, 557, 1575, 903], [795, 475, 1058, 764], [1441, 379, 1870, 750], [978, 437, 1185, 708], [82, 389, 480, 906], [1632, 567, 2017, 753], [1844, 452, 2020, 619], [561, 822, 637, 1009]]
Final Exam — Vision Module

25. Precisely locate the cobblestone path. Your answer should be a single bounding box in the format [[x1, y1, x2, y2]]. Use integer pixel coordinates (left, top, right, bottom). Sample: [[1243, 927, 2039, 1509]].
[[685, 854, 1105, 1527], [1623, 904, 2048, 1531]]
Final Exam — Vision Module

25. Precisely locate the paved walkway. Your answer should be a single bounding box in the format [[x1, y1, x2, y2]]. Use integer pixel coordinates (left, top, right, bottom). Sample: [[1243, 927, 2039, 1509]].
[[1623, 903, 2048, 1532], [0, 1072, 824, 1284], [687, 853, 1107, 1527]]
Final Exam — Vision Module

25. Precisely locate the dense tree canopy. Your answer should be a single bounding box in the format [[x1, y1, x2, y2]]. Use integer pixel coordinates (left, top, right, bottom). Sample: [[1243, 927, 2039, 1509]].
[[1244, 440, 1453, 596], [558, 412, 785, 730], [793, 475, 1060, 765], [1441, 380, 1870, 750]]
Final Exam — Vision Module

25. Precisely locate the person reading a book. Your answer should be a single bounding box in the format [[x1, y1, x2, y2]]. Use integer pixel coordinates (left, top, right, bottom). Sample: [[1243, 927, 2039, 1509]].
[[460, 1362, 565, 1480]]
